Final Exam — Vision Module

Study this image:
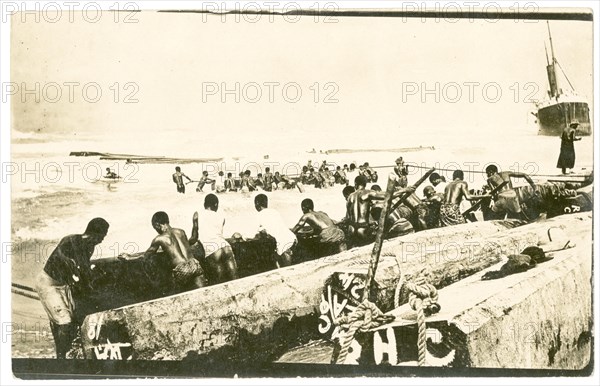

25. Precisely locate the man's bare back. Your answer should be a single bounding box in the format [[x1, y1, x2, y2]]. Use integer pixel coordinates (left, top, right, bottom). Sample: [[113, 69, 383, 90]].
[[148, 228, 191, 268]]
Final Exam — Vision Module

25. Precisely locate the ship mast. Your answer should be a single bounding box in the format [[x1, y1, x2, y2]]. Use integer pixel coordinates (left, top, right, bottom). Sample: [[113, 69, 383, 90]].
[[545, 21, 559, 98]]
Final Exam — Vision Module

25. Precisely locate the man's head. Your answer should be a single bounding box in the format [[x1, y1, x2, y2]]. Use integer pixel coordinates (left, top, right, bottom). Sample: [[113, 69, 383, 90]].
[[423, 185, 435, 198], [336, 166, 341, 171], [354, 175, 368, 189], [429, 172, 441, 185], [395, 156, 403, 165], [453, 170, 464, 180], [364, 162, 370, 167], [569, 120, 580, 129], [301, 198, 314, 213], [151, 211, 169, 234], [342, 186, 355, 200], [371, 184, 382, 192], [245, 170, 251, 176], [265, 167, 270, 173], [106, 167, 110, 172], [350, 163, 356, 170], [485, 164, 499, 177], [84, 218, 109, 244], [254, 194, 268, 211], [218, 171, 224, 176], [204, 193, 219, 211], [275, 171, 280, 176], [175, 166, 181, 172], [227, 172, 232, 178], [257, 173, 263, 178], [203, 171, 209, 176]]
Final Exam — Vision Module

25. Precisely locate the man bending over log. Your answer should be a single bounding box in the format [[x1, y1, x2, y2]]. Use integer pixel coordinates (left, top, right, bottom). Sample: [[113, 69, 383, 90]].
[[291, 198, 347, 256], [485, 165, 537, 220], [36, 218, 109, 359], [347, 175, 415, 245], [254, 194, 297, 267], [190, 194, 238, 284], [123, 212, 207, 292], [441, 170, 489, 226]]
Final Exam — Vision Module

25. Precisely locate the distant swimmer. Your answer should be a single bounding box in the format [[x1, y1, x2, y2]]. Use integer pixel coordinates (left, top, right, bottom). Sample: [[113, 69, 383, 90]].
[[36, 218, 109, 359], [273, 171, 295, 190], [224, 172, 238, 192], [125, 211, 206, 291], [190, 194, 238, 284], [240, 170, 256, 193], [441, 170, 489, 226], [291, 198, 347, 256], [172, 166, 192, 194], [263, 167, 274, 192], [485, 165, 537, 220], [215, 171, 227, 193], [334, 166, 348, 185], [104, 168, 119, 179], [196, 171, 216, 192], [254, 194, 297, 268]]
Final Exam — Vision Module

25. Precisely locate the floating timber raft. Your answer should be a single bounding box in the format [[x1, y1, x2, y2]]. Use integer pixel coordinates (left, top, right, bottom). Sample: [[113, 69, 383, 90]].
[[80, 213, 592, 369], [69, 151, 223, 164], [322, 145, 435, 154]]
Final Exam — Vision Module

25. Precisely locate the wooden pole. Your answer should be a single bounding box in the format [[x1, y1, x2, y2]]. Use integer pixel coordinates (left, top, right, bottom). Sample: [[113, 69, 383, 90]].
[[362, 168, 437, 302], [362, 174, 398, 302], [389, 167, 436, 213]]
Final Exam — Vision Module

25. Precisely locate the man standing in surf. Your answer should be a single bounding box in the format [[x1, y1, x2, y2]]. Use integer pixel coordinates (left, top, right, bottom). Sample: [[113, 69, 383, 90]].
[[35, 218, 109, 359], [173, 166, 192, 194]]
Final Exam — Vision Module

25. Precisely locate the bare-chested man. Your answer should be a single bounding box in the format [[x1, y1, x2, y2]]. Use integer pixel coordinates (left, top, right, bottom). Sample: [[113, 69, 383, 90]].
[[422, 185, 443, 229], [173, 166, 192, 194], [485, 165, 536, 220], [291, 198, 347, 255], [263, 167, 274, 192], [347, 175, 415, 244], [190, 194, 238, 284], [441, 170, 489, 226], [196, 171, 216, 192], [126, 211, 206, 291], [394, 157, 409, 188]]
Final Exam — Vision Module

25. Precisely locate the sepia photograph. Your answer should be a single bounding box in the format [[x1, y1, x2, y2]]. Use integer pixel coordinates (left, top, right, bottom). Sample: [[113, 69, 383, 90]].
[[1, 0, 598, 382]]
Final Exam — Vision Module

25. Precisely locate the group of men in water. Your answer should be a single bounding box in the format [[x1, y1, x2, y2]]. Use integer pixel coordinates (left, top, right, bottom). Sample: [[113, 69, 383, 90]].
[[171, 159, 384, 195], [172, 166, 298, 194]]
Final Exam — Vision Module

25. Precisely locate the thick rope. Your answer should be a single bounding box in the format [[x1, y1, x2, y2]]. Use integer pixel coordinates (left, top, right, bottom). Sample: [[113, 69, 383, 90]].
[[394, 276, 440, 366], [332, 300, 394, 364]]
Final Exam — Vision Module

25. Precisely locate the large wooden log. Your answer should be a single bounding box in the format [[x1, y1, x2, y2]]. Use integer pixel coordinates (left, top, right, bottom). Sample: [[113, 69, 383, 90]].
[[328, 219, 592, 368], [79, 214, 590, 364]]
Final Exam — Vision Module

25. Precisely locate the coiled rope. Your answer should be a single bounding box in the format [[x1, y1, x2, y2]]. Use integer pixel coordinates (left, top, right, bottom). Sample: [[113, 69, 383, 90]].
[[394, 276, 440, 366], [332, 300, 395, 365]]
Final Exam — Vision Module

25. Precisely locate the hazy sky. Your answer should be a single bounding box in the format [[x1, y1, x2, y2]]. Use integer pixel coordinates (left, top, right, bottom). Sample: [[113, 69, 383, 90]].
[[11, 10, 593, 151]]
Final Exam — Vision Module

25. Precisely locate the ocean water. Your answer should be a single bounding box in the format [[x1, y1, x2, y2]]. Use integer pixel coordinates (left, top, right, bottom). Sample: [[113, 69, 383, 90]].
[[9, 127, 594, 357]]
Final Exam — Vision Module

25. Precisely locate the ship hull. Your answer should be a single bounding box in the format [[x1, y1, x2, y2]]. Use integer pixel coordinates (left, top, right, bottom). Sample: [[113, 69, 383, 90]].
[[537, 101, 591, 136]]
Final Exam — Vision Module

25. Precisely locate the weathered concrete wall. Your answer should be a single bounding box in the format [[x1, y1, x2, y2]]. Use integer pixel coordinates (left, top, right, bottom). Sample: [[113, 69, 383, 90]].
[[80, 214, 591, 364]]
